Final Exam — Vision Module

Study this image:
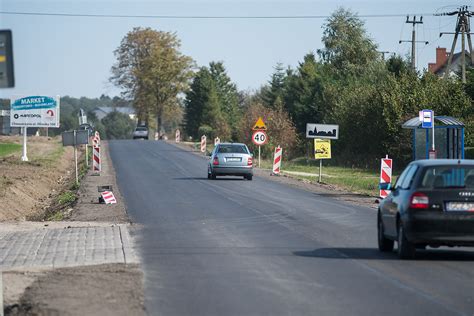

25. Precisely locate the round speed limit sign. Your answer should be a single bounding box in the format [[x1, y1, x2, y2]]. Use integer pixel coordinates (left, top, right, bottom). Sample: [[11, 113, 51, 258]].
[[252, 130, 268, 145]]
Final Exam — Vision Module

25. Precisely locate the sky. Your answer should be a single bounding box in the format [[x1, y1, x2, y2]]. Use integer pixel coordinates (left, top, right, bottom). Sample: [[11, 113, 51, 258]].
[[0, 0, 468, 98]]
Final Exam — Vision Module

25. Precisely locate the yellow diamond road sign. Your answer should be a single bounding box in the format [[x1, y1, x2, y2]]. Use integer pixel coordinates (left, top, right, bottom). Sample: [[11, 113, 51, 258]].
[[252, 117, 267, 130], [314, 139, 331, 159]]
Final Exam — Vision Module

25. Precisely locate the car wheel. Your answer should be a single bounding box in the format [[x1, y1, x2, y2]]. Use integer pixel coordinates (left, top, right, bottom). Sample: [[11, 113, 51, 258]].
[[246, 174, 253, 181], [397, 224, 415, 259], [211, 172, 216, 180], [207, 173, 211, 179], [377, 214, 394, 252]]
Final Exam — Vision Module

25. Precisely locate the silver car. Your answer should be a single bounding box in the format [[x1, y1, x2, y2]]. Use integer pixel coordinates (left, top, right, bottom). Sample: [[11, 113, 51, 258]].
[[133, 126, 149, 140], [208, 143, 253, 180]]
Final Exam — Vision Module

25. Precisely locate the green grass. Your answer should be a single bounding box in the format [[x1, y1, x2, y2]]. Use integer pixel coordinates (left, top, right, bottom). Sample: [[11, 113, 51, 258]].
[[259, 158, 386, 197], [0, 143, 22, 157], [57, 191, 76, 205]]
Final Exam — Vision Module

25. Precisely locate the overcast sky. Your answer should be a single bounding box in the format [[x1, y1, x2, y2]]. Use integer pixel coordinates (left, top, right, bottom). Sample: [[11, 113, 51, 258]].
[[0, 0, 467, 98]]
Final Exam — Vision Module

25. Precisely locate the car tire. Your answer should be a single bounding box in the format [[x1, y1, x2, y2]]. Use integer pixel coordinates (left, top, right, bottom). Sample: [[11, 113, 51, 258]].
[[207, 173, 211, 179], [377, 214, 394, 252], [397, 224, 415, 259], [246, 174, 253, 181], [211, 173, 216, 180]]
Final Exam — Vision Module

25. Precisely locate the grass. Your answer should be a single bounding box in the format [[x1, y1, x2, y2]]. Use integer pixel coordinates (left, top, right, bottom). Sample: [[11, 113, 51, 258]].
[[32, 143, 65, 167], [57, 191, 76, 205], [0, 143, 22, 157], [259, 158, 385, 197]]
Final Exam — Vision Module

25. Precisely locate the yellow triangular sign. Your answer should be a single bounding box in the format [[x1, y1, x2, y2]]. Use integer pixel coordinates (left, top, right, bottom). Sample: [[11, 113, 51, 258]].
[[252, 117, 267, 130]]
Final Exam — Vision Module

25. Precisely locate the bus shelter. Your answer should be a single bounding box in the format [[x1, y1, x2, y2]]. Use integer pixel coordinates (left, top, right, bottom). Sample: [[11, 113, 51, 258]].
[[402, 116, 464, 160]]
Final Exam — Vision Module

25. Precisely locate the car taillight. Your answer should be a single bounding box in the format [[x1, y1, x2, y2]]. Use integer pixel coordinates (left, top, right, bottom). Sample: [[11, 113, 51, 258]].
[[213, 157, 219, 166], [248, 157, 252, 166], [410, 192, 429, 209]]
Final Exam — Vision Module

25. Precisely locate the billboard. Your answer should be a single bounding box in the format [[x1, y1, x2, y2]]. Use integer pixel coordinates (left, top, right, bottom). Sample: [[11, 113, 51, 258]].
[[10, 95, 60, 127]]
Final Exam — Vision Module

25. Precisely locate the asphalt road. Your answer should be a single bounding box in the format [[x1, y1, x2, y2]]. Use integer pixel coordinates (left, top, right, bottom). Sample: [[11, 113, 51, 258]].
[[110, 140, 474, 316]]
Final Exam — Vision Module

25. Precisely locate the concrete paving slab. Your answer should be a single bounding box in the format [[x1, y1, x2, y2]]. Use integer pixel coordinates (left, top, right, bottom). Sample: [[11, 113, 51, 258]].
[[0, 224, 138, 271]]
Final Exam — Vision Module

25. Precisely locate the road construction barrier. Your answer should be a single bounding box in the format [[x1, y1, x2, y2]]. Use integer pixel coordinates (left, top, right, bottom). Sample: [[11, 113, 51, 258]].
[[101, 191, 116, 204], [201, 135, 207, 153], [379, 155, 392, 198], [176, 129, 181, 143], [272, 146, 282, 175], [93, 145, 101, 173]]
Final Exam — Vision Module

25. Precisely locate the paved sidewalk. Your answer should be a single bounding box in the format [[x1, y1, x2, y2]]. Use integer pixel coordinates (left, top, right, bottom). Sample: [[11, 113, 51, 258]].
[[0, 222, 137, 271]]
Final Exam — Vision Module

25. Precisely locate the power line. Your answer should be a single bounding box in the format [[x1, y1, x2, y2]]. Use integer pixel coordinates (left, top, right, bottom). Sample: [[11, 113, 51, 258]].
[[0, 11, 437, 19]]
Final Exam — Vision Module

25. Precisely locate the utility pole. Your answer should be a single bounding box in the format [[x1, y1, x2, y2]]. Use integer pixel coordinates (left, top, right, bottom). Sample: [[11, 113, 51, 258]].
[[437, 6, 474, 83], [378, 51, 392, 60], [399, 16, 428, 70]]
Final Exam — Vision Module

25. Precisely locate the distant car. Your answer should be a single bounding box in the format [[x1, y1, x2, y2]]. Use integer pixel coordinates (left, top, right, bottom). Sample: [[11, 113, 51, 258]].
[[378, 159, 474, 259], [208, 143, 253, 180], [133, 126, 149, 140]]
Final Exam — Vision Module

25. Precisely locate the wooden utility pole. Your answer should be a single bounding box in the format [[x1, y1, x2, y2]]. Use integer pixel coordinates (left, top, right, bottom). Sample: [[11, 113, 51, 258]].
[[399, 16, 427, 70], [438, 6, 474, 83]]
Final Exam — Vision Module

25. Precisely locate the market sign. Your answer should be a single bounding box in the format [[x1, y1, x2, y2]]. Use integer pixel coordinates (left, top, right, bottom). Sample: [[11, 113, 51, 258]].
[[10, 95, 60, 127]]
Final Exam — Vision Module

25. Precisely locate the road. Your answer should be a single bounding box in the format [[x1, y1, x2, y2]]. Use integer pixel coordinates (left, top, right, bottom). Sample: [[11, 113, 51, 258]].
[[110, 140, 474, 316]]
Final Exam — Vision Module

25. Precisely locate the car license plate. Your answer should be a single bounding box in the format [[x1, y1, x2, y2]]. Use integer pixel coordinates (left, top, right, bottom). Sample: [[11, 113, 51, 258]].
[[446, 202, 474, 212], [226, 157, 241, 162]]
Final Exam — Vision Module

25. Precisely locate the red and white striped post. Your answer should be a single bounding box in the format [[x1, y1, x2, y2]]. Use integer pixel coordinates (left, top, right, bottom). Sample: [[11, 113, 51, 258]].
[[93, 145, 101, 174], [101, 191, 117, 204], [200, 135, 207, 154], [175, 129, 181, 143], [272, 146, 282, 175], [379, 155, 392, 199]]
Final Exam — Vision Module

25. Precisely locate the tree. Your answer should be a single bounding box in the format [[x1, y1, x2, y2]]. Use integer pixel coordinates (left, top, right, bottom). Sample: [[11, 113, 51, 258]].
[[318, 8, 379, 75], [284, 53, 324, 135], [110, 27, 194, 134], [262, 63, 288, 108], [101, 111, 135, 139], [184, 62, 239, 141], [209, 62, 241, 140]]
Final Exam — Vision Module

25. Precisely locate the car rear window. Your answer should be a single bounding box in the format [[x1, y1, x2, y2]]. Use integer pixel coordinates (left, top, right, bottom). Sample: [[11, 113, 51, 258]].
[[217, 145, 248, 154], [135, 127, 147, 131], [419, 166, 474, 189]]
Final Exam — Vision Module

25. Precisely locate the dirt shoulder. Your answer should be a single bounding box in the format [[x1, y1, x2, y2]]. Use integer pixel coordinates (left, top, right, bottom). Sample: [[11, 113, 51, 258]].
[[2, 139, 144, 315], [0, 136, 75, 221], [168, 140, 379, 210]]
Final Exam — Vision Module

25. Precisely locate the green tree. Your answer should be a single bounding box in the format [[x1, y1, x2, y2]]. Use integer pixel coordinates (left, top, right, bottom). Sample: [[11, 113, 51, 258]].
[[101, 111, 135, 139], [110, 27, 194, 134], [318, 7, 379, 75]]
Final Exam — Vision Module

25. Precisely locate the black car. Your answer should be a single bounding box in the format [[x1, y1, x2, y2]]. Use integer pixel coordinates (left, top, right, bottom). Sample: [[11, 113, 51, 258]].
[[378, 159, 474, 259]]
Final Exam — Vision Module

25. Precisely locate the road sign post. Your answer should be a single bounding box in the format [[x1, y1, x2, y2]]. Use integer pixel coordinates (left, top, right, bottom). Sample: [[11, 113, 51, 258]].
[[252, 130, 268, 168], [314, 139, 332, 183]]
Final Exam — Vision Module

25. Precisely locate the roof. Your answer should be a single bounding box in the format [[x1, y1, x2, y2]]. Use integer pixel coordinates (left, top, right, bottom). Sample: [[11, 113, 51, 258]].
[[434, 50, 473, 76], [95, 106, 135, 115], [402, 116, 464, 129], [409, 159, 474, 167]]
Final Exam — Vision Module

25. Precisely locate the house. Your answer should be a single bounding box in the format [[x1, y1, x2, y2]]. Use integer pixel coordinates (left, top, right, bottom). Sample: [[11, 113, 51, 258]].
[[428, 47, 472, 77], [93, 107, 136, 121]]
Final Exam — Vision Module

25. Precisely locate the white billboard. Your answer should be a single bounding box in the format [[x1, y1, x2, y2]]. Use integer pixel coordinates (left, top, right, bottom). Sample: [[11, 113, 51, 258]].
[[10, 95, 60, 127], [306, 123, 339, 139]]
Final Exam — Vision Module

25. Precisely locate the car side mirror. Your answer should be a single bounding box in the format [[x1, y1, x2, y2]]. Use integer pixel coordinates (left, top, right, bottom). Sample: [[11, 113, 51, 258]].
[[379, 182, 392, 190]]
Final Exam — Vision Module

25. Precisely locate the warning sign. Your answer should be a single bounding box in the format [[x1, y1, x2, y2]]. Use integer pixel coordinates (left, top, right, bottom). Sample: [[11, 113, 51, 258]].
[[252, 117, 267, 130], [314, 139, 331, 159]]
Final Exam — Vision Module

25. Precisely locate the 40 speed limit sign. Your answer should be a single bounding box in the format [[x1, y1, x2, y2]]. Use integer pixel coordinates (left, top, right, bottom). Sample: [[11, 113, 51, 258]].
[[252, 130, 268, 145]]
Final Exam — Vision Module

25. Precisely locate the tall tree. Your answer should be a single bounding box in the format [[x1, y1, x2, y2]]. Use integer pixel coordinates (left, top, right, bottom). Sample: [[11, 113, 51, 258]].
[[318, 8, 379, 74], [209, 62, 241, 139], [110, 27, 194, 133], [263, 63, 288, 108]]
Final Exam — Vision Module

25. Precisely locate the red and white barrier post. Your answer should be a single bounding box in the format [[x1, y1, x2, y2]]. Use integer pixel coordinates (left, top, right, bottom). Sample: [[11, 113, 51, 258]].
[[175, 129, 181, 143], [201, 135, 207, 154], [272, 146, 282, 175], [92, 131, 101, 174], [101, 191, 117, 204], [379, 155, 392, 199]]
